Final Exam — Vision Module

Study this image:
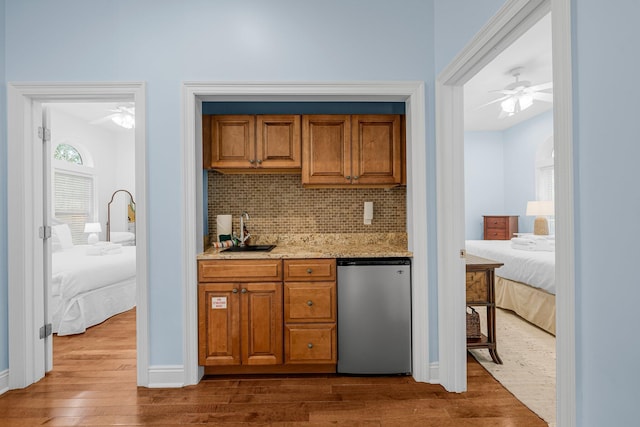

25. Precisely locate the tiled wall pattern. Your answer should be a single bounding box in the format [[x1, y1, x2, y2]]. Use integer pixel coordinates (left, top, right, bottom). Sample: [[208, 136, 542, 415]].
[[207, 173, 406, 238]]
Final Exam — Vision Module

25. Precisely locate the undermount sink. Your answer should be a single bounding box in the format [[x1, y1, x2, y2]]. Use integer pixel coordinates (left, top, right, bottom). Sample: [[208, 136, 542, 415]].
[[222, 244, 276, 252]]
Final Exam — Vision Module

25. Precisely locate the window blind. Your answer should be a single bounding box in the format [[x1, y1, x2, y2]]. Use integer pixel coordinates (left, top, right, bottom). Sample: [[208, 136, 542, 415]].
[[54, 171, 94, 244]]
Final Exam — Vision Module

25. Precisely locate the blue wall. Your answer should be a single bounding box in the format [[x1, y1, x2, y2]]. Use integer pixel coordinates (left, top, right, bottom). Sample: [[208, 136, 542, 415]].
[[0, 0, 7, 373], [574, 2, 640, 425], [464, 110, 553, 239], [1, 0, 442, 369], [464, 131, 505, 239]]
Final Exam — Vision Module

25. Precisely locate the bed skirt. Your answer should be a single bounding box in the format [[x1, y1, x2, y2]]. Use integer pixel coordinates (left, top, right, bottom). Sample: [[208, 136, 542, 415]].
[[495, 276, 556, 336]]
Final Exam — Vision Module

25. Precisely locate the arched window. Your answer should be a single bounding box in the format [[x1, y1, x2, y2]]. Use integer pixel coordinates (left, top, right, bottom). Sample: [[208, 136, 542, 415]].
[[54, 143, 83, 165]]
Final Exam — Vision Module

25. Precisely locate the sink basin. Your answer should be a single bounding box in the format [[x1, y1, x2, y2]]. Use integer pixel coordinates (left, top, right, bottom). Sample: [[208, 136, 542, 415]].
[[222, 244, 276, 252]]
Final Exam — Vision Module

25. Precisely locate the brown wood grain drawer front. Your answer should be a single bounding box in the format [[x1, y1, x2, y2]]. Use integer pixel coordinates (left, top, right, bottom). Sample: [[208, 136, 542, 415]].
[[486, 217, 507, 228], [284, 282, 336, 323], [485, 229, 507, 240], [199, 259, 282, 282], [285, 324, 337, 363], [283, 259, 336, 281], [466, 272, 488, 303]]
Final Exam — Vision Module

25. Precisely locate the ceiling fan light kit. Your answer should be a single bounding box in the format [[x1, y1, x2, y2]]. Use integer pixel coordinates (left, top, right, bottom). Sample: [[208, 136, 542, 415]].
[[480, 67, 553, 119]]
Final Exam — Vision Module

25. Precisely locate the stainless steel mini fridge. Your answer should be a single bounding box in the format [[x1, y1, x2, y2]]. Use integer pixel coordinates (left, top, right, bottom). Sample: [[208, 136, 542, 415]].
[[336, 258, 412, 375]]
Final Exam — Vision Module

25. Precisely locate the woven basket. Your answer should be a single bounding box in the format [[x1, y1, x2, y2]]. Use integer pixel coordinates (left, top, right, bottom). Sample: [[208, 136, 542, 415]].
[[466, 306, 481, 339]]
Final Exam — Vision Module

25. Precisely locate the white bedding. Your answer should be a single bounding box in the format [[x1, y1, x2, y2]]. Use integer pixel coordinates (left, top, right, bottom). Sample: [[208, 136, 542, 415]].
[[51, 244, 136, 335], [465, 240, 555, 295]]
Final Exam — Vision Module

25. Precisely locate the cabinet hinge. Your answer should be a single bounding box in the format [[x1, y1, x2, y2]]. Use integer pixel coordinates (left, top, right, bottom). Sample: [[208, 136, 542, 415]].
[[38, 126, 51, 142], [39, 323, 52, 339], [39, 225, 52, 240]]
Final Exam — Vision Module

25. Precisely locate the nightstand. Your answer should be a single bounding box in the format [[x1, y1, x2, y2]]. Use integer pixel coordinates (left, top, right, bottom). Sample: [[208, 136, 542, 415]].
[[483, 215, 519, 240]]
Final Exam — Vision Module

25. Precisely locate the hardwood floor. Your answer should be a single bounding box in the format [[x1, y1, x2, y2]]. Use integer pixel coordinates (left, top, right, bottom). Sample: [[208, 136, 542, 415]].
[[0, 309, 547, 426]]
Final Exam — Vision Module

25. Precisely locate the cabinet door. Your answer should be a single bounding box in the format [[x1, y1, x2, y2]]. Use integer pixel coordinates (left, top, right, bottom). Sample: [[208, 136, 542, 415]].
[[210, 115, 255, 169], [284, 282, 336, 323], [302, 115, 351, 185], [241, 282, 283, 365], [256, 115, 301, 169], [351, 115, 402, 185], [198, 283, 241, 366]]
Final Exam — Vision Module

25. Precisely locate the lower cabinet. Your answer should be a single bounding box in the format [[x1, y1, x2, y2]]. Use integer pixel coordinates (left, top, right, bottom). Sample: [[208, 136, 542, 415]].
[[198, 281, 282, 367], [198, 258, 337, 374]]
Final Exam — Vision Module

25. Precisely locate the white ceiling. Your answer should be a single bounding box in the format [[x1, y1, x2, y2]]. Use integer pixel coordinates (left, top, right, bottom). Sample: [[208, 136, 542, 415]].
[[464, 13, 552, 131], [47, 102, 135, 133]]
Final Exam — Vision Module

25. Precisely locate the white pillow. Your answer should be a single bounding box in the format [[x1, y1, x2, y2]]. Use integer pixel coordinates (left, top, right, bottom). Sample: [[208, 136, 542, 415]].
[[52, 224, 74, 250]]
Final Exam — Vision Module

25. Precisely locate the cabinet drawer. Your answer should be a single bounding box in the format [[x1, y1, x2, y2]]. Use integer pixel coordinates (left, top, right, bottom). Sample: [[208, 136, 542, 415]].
[[284, 282, 336, 323], [466, 272, 488, 302], [484, 229, 507, 240], [199, 259, 282, 282], [283, 259, 336, 281], [285, 324, 337, 364], [485, 217, 507, 229]]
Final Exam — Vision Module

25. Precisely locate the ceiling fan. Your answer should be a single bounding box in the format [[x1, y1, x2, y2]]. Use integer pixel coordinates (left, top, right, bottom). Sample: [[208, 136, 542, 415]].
[[480, 67, 553, 119], [90, 104, 135, 129]]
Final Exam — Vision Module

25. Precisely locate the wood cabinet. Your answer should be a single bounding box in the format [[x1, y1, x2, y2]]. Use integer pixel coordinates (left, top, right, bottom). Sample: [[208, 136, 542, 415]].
[[301, 114, 403, 187], [204, 115, 301, 172], [483, 215, 519, 240], [283, 259, 337, 368], [198, 259, 283, 367]]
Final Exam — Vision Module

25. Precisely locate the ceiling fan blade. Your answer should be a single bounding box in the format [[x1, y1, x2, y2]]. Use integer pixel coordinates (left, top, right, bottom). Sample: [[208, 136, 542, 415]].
[[498, 109, 512, 119], [490, 89, 518, 96], [528, 82, 553, 92], [89, 113, 118, 125], [532, 92, 554, 103], [476, 95, 510, 109]]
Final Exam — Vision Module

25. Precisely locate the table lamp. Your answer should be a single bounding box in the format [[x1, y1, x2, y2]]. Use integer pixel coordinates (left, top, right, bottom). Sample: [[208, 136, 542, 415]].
[[526, 201, 554, 235], [84, 222, 102, 244]]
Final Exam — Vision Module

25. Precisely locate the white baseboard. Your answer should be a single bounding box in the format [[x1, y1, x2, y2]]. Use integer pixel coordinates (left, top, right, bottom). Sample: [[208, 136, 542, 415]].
[[0, 369, 9, 395], [147, 365, 185, 388]]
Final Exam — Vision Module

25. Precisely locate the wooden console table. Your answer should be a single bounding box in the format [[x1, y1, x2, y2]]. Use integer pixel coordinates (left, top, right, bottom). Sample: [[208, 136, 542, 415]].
[[466, 253, 504, 364]]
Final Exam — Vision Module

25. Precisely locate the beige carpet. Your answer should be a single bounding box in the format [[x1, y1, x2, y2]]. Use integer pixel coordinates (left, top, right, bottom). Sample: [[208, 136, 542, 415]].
[[469, 307, 556, 427]]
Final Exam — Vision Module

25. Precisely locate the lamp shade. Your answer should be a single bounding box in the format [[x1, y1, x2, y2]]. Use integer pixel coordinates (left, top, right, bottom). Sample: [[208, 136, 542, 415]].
[[84, 222, 102, 233], [526, 201, 554, 216]]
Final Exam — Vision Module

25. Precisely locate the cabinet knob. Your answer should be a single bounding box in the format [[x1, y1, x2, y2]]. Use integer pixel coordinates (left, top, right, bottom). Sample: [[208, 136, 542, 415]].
[[345, 175, 351, 180], [353, 175, 359, 180], [256, 159, 262, 165], [232, 288, 238, 294], [306, 268, 313, 274], [307, 300, 313, 306], [307, 343, 313, 349], [248, 159, 255, 164], [241, 288, 247, 294]]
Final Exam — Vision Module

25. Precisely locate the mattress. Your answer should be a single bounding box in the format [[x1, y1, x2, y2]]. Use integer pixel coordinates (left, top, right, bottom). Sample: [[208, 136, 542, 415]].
[[465, 239, 555, 295]]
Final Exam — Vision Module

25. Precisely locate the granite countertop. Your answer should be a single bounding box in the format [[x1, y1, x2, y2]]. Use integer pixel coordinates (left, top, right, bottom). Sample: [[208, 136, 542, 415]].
[[197, 233, 412, 260]]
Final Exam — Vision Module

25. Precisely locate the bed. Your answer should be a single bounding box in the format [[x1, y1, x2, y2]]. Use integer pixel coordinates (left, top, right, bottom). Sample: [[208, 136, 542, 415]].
[[51, 224, 137, 335], [465, 239, 555, 335]]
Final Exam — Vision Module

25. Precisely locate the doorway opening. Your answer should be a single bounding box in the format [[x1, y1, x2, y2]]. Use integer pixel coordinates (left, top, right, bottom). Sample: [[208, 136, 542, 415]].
[[44, 101, 138, 371]]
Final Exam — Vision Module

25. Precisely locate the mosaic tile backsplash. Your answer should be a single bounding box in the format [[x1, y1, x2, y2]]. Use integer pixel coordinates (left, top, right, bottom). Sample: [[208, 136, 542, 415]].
[[207, 173, 406, 238]]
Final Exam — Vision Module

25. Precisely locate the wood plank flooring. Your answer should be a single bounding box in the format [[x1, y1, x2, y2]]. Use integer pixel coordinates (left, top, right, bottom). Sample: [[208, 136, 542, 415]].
[[0, 309, 547, 426]]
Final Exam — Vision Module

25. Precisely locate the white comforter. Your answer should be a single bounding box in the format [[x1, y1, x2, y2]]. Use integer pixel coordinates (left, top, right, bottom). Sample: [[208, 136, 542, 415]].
[[465, 240, 556, 294], [51, 245, 136, 335]]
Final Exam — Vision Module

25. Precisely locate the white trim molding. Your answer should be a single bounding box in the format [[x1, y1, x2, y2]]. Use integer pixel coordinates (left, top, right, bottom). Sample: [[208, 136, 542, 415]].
[[181, 81, 431, 385], [147, 365, 185, 388], [0, 369, 9, 395], [435, 1, 576, 424], [6, 82, 149, 388]]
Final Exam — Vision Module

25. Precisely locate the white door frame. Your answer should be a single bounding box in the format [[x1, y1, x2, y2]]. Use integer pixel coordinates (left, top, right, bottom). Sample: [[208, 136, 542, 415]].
[[7, 82, 149, 388], [435, 0, 575, 425], [180, 82, 430, 386]]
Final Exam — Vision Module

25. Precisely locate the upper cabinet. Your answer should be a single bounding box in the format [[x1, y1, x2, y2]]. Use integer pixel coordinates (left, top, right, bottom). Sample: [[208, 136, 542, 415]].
[[204, 115, 301, 172], [302, 114, 403, 187]]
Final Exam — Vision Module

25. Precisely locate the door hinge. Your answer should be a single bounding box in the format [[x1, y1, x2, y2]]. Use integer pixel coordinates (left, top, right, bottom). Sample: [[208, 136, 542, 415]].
[[460, 249, 466, 258], [38, 126, 51, 142], [39, 323, 52, 339], [39, 225, 52, 240]]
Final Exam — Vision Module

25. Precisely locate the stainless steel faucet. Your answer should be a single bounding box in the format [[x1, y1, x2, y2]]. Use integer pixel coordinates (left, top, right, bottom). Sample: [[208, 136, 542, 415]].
[[239, 211, 250, 246]]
